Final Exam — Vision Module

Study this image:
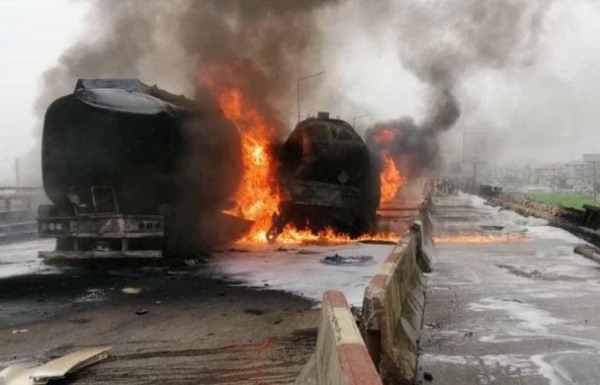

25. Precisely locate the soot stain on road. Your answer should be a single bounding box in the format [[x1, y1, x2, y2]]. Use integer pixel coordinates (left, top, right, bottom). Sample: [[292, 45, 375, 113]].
[[0, 258, 320, 384]]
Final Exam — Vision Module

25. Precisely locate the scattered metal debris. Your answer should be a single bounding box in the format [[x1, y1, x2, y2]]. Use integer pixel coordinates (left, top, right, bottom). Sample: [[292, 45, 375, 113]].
[[0, 346, 110, 385], [479, 225, 505, 231], [68, 318, 89, 324], [423, 371, 434, 382], [574, 245, 600, 264], [121, 287, 141, 295], [276, 247, 297, 252], [228, 248, 250, 253], [320, 254, 374, 266], [297, 249, 319, 255], [244, 309, 265, 316], [360, 239, 397, 245]]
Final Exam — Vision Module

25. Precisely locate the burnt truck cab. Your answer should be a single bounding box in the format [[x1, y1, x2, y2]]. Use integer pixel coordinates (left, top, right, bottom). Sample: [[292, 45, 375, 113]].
[[267, 112, 380, 241], [38, 79, 188, 259]]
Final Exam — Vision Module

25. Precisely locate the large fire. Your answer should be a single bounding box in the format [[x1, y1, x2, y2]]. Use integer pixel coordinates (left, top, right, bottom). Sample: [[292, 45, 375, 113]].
[[199, 78, 281, 243], [380, 155, 405, 203], [200, 65, 401, 245]]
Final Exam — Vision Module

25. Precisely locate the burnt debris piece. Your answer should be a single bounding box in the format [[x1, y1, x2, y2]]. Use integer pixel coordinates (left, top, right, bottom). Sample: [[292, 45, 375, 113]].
[[0, 346, 110, 385], [320, 254, 374, 266], [267, 112, 380, 242]]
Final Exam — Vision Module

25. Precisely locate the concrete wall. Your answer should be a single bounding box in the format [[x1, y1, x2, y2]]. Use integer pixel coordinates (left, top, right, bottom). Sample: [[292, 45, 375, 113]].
[[489, 194, 600, 246], [295, 290, 382, 385], [295, 200, 434, 385], [491, 194, 584, 222], [361, 225, 427, 385]]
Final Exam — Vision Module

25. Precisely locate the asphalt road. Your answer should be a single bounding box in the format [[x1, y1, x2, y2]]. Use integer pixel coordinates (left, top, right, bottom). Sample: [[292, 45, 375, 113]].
[[419, 194, 600, 385], [0, 247, 320, 385], [0, 207, 419, 385]]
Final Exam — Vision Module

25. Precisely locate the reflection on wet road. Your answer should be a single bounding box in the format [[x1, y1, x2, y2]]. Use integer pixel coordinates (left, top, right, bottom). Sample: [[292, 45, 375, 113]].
[[420, 194, 600, 385]]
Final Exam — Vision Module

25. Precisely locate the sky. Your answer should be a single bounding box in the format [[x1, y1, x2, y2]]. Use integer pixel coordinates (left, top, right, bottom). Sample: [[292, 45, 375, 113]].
[[0, 0, 86, 185], [0, 0, 599, 185]]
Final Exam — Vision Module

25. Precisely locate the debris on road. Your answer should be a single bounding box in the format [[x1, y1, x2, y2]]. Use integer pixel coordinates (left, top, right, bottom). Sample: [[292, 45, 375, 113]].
[[297, 249, 319, 255], [244, 308, 265, 315], [320, 254, 374, 266], [121, 287, 141, 295], [10, 329, 28, 335], [0, 346, 110, 385], [479, 225, 504, 231], [228, 248, 250, 253], [135, 309, 148, 315], [68, 318, 89, 324]]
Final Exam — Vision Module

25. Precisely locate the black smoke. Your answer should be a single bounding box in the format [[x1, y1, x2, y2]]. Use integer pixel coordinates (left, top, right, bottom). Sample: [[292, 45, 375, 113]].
[[34, 0, 341, 251], [367, 0, 552, 177]]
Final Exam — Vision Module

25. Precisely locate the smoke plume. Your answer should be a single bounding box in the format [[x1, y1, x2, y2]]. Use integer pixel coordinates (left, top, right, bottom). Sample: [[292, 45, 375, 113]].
[[367, 0, 552, 175], [36, 0, 340, 251], [36, 0, 340, 129]]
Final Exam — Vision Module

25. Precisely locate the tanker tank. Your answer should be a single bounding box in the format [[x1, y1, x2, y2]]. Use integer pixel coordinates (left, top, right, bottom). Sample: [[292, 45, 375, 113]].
[[38, 79, 242, 259], [267, 112, 380, 241]]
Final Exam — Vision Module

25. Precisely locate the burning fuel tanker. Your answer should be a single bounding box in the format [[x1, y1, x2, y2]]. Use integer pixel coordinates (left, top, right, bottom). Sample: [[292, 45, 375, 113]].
[[38, 79, 242, 259], [267, 112, 380, 241], [38, 79, 383, 258]]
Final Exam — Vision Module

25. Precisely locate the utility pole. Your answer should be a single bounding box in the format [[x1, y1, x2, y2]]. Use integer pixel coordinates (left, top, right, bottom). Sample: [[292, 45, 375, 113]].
[[527, 164, 532, 194], [463, 131, 487, 191], [15, 158, 20, 189], [297, 71, 325, 123], [593, 161, 597, 201]]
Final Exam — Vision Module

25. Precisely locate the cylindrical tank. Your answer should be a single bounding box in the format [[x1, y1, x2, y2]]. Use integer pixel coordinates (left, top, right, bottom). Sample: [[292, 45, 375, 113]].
[[281, 116, 369, 188], [276, 113, 380, 236], [42, 92, 182, 215]]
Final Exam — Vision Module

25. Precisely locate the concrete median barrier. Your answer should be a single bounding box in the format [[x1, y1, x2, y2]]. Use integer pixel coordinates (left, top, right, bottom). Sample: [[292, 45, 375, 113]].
[[295, 290, 382, 385], [361, 224, 427, 385]]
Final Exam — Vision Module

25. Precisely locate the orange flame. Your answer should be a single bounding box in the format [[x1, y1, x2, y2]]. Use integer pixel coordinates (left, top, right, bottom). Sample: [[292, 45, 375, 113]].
[[201, 65, 402, 244], [380, 155, 405, 203], [200, 84, 281, 243], [273, 226, 401, 245]]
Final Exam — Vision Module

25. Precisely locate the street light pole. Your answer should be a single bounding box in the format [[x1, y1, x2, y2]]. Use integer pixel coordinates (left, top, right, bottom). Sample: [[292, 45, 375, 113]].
[[14, 158, 20, 188], [593, 161, 597, 201], [352, 113, 370, 128], [297, 71, 325, 122]]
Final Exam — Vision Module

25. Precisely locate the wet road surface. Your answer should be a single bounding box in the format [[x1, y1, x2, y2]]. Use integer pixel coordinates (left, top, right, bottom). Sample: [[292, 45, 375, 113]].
[[0, 243, 320, 385], [0, 207, 418, 384], [420, 194, 600, 385]]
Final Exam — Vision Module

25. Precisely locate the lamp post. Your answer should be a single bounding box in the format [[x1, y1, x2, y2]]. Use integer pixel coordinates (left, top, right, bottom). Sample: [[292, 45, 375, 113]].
[[352, 113, 370, 128], [583, 154, 600, 201], [297, 71, 325, 122]]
